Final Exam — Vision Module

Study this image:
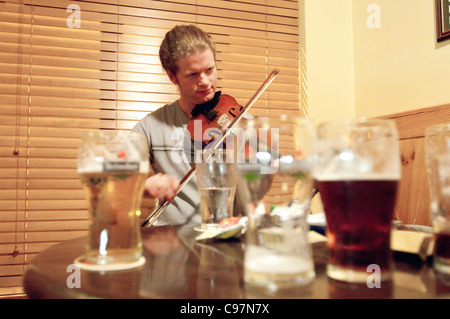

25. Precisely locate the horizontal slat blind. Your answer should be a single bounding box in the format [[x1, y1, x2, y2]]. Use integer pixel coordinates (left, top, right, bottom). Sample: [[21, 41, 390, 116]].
[[0, 0, 300, 298]]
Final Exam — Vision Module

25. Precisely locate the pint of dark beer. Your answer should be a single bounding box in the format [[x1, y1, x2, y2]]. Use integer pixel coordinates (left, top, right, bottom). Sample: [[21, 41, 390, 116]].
[[313, 119, 400, 283]]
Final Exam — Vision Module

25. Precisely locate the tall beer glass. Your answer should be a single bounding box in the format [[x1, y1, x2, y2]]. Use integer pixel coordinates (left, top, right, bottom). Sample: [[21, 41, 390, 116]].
[[76, 131, 149, 270], [313, 119, 400, 283]]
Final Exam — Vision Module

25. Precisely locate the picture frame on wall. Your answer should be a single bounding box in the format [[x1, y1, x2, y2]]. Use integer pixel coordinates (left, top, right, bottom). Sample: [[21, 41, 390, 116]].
[[436, 0, 450, 42]]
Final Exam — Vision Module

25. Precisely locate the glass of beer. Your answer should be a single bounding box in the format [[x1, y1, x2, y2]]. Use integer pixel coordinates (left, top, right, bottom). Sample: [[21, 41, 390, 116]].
[[76, 130, 149, 270], [425, 123, 450, 285], [313, 118, 400, 283], [195, 148, 237, 230], [236, 116, 316, 290]]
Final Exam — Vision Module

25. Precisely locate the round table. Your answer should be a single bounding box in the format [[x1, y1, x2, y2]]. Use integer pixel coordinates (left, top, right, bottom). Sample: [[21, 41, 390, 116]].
[[23, 224, 450, 299]]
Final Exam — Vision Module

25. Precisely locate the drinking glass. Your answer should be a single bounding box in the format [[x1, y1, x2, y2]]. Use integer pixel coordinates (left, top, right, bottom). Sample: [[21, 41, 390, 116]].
[[236, 115, 316, 290], [313, 118, 401, 283], [75, 130, 149, 270], [425, 123, 450, 285], [195, 148, 237, 230]]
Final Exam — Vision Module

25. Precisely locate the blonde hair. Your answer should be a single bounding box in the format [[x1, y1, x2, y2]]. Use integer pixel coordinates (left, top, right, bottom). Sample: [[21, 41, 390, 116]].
[[159, 24, 216, 75]]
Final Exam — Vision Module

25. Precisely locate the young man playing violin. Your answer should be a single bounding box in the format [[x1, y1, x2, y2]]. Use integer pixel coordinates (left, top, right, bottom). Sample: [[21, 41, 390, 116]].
[[132, 24, 219, 225]]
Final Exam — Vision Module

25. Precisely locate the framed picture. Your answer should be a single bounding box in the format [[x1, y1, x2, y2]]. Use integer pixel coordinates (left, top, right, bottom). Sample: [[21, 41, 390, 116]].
[[436, 0, 450, 42]]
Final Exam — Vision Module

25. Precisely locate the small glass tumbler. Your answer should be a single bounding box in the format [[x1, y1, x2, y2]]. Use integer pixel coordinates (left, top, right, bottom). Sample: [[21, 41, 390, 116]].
[[195, 148, 238, 230]]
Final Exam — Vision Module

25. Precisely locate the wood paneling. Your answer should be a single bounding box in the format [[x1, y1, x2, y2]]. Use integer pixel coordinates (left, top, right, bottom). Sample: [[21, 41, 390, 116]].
[[380, 103, 450, 226]]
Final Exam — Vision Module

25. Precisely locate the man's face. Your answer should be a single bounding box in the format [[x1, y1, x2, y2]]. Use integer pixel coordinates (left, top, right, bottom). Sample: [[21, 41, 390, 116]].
[[169, 49, 218, 111]]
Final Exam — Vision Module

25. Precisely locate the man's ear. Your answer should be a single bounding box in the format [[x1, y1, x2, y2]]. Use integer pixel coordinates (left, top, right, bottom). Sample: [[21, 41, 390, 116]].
[[168, 71, 178, 85]]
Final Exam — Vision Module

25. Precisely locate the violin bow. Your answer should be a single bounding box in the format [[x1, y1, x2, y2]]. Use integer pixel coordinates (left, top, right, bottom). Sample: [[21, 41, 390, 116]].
[[141, 68, 280, 227]]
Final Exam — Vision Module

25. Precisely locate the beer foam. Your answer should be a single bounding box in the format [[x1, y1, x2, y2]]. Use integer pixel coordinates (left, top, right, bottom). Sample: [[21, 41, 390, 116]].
[[313, 172, 400, 181], [78, 160, 149, 174], [77, 161, 103, 174], [78, 133, 149, 174]]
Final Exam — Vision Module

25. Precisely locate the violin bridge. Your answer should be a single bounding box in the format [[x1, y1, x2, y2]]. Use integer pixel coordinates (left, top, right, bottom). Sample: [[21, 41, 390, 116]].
[[217, 113, 232, 130]]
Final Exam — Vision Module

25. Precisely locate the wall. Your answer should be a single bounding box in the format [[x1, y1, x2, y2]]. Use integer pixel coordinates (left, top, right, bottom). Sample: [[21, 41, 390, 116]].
[[300, 0, 450, 122], [300, 0, 450, 221], [353, 0, 450, 118], [300, 0, 356, 122]]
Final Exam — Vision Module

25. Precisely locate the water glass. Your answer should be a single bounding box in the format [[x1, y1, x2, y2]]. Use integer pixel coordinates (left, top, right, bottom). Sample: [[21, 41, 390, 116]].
[[195, 148, 237, 230]]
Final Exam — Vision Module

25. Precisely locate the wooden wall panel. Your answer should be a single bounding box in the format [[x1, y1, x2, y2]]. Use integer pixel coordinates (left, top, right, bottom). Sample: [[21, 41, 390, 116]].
[[381, 103, 450, 226]]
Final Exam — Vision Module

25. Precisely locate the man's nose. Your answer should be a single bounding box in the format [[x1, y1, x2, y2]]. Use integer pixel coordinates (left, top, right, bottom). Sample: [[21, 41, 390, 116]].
[[198, 72, 209, 86]]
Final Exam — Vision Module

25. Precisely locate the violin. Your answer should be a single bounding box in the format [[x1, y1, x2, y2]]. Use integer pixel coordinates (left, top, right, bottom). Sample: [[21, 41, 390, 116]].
[[141, 69, 280, 227], [187, 91, 244, 147]]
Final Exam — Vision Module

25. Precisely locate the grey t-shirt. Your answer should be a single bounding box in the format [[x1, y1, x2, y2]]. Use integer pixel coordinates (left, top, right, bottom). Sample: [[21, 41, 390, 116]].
[[132, 100, 201, 226]]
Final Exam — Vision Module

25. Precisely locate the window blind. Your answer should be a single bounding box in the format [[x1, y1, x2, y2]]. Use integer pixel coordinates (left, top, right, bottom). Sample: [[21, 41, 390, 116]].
[[0, 0, 300, 298]]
